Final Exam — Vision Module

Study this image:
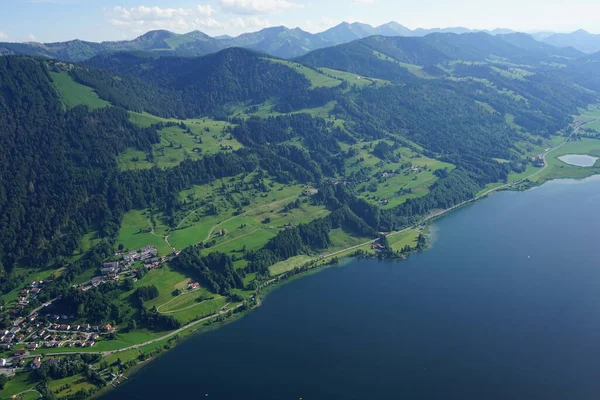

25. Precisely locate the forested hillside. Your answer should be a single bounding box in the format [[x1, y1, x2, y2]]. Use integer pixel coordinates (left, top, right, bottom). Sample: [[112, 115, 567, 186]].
[[1, 30, 600, 361], [0, 57, 160, 273], [80, 48, 327, 117]]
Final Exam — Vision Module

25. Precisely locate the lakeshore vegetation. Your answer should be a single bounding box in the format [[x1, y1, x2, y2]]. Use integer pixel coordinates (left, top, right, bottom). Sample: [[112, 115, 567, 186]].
[[2, 31, 600, 399]]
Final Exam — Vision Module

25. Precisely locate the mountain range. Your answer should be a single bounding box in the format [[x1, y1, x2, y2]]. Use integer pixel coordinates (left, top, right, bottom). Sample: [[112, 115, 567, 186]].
[[2, 21, 597, 62]]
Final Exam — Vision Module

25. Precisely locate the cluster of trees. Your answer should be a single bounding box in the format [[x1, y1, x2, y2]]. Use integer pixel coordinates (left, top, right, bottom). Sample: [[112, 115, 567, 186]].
[[35, 354, 102, 381], [135, 285, 159, 302], [171, 250, 245, 294], [247, 205, 376, 273], [139, 307, 181, 331]]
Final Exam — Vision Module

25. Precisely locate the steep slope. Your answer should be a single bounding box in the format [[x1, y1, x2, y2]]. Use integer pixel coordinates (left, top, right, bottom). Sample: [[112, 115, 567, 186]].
[[82, 48, 319, 116], [0, 56, 160, 270]]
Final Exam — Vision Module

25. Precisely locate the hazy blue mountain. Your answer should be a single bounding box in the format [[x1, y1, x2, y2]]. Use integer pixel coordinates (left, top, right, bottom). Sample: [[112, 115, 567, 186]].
[[315, 22, 379, 44], [0, 23, 568, 62], [221, 26, 332, 58], [542, 30, 600, 54], [497, 32, 584, 58], [375, 22, 414, 37]]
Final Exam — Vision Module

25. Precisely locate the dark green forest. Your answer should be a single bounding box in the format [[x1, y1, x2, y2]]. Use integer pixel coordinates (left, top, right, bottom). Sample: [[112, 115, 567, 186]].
[[1, 29, 600, 303]]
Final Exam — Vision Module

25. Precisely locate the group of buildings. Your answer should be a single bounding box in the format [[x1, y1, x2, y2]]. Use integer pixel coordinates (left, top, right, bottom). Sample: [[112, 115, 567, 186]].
[[11, 280, 50, 317], [80, 244, 165, 292]]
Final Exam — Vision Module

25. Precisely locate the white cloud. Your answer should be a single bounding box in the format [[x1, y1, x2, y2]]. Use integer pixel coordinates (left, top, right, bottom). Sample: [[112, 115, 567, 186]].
[[109, 4, 220, 34], [219, 0, 302, 15], [195, 18, 225, 29], [0, 32, 6, 40], [26, 34, 36, 41], [197, 5, 216, 16], [229, 16, 271, 29], [113, 6, 194, 22]]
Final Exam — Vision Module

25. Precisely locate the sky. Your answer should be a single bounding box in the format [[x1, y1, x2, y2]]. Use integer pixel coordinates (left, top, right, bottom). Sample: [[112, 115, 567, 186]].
[[0, 0, 599, 43]]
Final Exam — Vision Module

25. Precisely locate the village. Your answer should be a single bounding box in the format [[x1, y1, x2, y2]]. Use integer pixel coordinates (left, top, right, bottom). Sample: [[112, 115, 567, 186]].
[[0, 243, 184, 376], [77, 244, 170, 292]]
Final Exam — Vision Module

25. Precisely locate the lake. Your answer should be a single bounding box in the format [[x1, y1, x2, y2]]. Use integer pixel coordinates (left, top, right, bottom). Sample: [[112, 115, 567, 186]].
[[558, 154, 599, 167], [104, 176, 600, 400]]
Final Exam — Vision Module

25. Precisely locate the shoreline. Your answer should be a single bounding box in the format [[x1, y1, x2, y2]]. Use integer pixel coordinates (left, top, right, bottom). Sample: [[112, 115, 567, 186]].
[[10, 137, 600, 399]]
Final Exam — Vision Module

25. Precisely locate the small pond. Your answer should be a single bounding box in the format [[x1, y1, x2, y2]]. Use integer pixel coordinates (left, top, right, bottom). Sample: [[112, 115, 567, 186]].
[[558, 154, 598, 167]]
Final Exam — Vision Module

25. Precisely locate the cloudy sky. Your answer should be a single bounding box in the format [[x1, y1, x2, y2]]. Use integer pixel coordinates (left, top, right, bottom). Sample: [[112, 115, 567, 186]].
[[1, 0, 599, 43]]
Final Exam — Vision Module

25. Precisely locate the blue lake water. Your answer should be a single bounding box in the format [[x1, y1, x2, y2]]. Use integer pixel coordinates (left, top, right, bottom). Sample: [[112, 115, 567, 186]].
[[104, 176, 600, 400]]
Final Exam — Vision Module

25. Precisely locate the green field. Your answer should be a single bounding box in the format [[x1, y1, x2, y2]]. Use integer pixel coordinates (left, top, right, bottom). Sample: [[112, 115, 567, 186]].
[[577, 104, 600, 132], [0, 371, 39, 398], [115, 209, 171, 255], [118, 119, 242, 171], [318, 67, 392, 88], [345, 140, 455, 208], [269, 255, 313, 275], [533, 138, 600, 182], [477, 164, 541, 196], [266, 59, 342, 88], [50, 70, 110, 110], [168, 174, 326, 252]]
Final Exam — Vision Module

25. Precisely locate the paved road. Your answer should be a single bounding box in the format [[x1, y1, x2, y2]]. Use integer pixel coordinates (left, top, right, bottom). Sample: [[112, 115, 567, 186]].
[[46, 304, 243, 357]]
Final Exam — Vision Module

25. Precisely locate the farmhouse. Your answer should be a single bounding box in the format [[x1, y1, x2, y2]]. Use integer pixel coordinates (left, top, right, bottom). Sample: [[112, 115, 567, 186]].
[[30, 356, 41, 370], [188, 282, 200, 290], [91, 276, 104, 286], [101, 266, 117, 275], [144, 257, 160, 265], [103, 261, 119, 269]]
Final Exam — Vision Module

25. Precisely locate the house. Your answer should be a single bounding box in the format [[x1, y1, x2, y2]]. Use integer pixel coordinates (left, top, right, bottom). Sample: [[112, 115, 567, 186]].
[[91, 277, 104, 286], [188, 282, 200, 290], [0, 358, 6, 367], [13, 350, 27, 357], [88, 341, 95, 347], [103, 261, 119, 269], [103, 324, 113, 332], [30, 356, 41, 370], [30, 288, 41, 295], [218, 228, 229, 236], [27, 343, 38, 350], [101, 266, 117, 275], [144, 257, 160, 265], [20, 289, 30, 295], [139, 246, 158, 260]]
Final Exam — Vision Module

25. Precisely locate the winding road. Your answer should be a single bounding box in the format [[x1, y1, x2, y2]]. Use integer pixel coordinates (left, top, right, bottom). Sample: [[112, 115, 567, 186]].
[[45, 304, 243, 357]]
